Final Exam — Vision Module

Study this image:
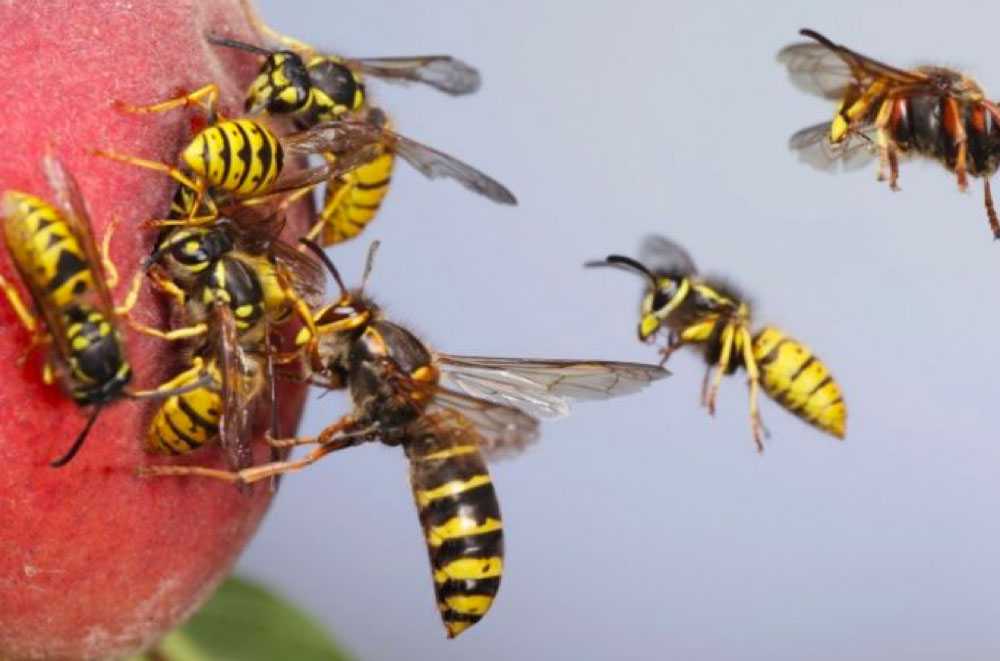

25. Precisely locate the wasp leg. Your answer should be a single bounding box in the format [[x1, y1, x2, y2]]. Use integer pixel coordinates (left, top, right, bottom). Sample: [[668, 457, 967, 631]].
[[94, 150, 218, 225], [0, 273, 50, 367], [873, 99, 896, 188], [943, 97, 969, 191], [704, 323, 736, 416], [738, 327, 765, 453], [127, 358, 207, 399], [116, 83, 222, 122], [657, 332, 682, 367], [274, 263, 321, 358], [115, 268, 146, 317], [128, 320, 208, 341], [984, 179, 1000, 240], [0, 273, 39, 335], [265, 414, 363, 448], [138, 433, 360, 485]]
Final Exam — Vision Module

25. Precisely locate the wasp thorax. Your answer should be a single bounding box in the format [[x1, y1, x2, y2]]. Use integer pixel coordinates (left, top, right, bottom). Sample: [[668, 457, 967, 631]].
[[307, 58, 366, 115], [248, 51, 312, 115]]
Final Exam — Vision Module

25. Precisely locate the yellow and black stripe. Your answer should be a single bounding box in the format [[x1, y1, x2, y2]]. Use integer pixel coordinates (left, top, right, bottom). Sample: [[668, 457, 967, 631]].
[[752, 326, 846, 438], [318, 152, 395, 245], [406, 418, 503, 638], [147, 360, 223, 455], [4, 192, 95, 309], [181, 119, 284, 197]]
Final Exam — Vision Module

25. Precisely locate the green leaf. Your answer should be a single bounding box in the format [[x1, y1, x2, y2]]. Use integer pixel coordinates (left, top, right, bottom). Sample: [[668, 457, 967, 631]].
[[129, 576, 353, 661]]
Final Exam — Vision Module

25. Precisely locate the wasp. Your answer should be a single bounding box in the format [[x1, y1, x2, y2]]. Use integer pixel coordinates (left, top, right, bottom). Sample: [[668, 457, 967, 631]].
[[588, 236, 846, 452], [97, 79, 515, 233], [139, 240, 669, 637], [779, 28, 1000, 238], [132, 199, 325, 350], [204, 3, 484, 245], [143, 303, 271, 476], [0, 155, 205, 466]]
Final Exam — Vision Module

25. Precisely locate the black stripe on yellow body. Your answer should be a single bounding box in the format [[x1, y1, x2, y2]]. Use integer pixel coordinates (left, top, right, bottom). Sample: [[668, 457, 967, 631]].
[[752, 326, 846, 438], [147, 360, 223, 454], [318, 152, 395, 245], [2, 191, 132, 405], [181, 119, 284, 197], [3, 192, 96, 309], [406, 425, 503, 638]]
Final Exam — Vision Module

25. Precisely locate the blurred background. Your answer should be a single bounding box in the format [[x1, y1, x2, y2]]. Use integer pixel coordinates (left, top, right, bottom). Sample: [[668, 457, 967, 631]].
[[239, 1, 1000, 659]]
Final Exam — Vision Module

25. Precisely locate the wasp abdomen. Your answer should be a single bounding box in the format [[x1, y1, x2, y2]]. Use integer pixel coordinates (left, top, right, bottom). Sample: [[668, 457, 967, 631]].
[[64, 305, 130, 402], [147, 365, 222, 455], [752, 327, 846, 438], [408, 436, 503, 639], [319, 153, 395, 245], [182, 119, 284, 197]]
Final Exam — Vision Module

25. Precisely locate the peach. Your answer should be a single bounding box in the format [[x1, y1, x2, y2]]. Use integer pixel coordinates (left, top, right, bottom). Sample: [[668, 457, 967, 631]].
[[0, 1, 312, 658]]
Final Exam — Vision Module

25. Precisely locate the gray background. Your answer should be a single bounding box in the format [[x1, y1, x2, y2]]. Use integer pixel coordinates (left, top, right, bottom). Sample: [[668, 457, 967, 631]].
[[239, 2, 1000, 659]]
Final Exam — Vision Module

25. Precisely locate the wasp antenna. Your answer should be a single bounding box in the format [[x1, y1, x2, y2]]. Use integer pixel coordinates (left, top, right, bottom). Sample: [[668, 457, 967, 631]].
[[299, 239, 350, 299], [50, 405, 103, 468], [205, 33, 275, 56], [360, 240, 380, 296], [586, 254, 658, 286], [798, 29, 835, 48]]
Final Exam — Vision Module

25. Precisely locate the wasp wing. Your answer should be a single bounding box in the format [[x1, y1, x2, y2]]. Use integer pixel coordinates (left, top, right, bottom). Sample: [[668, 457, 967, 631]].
[[347, 55, 481, 95], [215, 305, 256, 473], [42, 154, 120, 320], [438, 355, 669, 420], [788, 121, 878, 172], [282, 120, 517, 205], [778, 30, 928, 99], [639, 235, 698, 277], [429, 386, 540, 460]]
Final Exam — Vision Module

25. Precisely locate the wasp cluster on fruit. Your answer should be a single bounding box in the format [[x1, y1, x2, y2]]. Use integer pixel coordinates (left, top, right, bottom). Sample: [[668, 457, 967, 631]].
[[8, 9, 992, 641]]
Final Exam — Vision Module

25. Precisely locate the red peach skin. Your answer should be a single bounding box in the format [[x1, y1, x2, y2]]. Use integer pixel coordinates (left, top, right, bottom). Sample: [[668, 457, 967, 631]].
[[0, 2, 313, 659]]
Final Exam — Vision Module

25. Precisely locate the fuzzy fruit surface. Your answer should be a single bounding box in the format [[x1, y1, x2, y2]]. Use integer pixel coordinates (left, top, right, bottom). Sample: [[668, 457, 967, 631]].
[[0, 1, 312, 659]]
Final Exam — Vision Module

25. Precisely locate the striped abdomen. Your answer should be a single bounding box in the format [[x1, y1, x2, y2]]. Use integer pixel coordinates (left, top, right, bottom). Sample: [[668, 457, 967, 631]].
[[406, 413, 503, 638], [181, 119, 284, 197], [147, 360, 222, 454], [318, 152, 395, 245], [752, 326, 846, 438], [884, 95, 1000, 176], [63, 304, 131, 404], [2, 192, 96, 309]]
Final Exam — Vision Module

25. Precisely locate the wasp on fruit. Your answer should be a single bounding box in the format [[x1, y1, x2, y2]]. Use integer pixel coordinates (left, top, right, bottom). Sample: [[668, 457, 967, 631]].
[[588, 236, 846, 451], [97, 71, 514, 237], [206, 1, 485, 245], [779, 28, 1000, 238], [0, 155, 207, 467], [138, 239, 668, 637]]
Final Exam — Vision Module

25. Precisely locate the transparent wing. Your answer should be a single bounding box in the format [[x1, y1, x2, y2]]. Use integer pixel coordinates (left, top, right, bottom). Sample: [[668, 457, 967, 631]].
[[639, 235, 698, 277], [282, 120, 517, 205], [42, 154, 118, 318], [438, 355, 669, 419], [778, 30, 929, 99], [390, 130, 517, 204], [216, 306, 256, 473], [788, 121, 878, 172], [430, 386, 541, 460], [777, 42, 857, 99], [348, 55, 481, 95]]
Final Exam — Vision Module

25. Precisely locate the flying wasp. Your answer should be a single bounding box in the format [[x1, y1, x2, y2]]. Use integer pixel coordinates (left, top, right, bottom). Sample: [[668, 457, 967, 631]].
[[0, 155, 206, 467], [778, 28, 1000, 238], [96, 75, 515, 233], [588, 236, 846, 452], [139, 240, 669, 637], [205, 3, 485, 245]]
